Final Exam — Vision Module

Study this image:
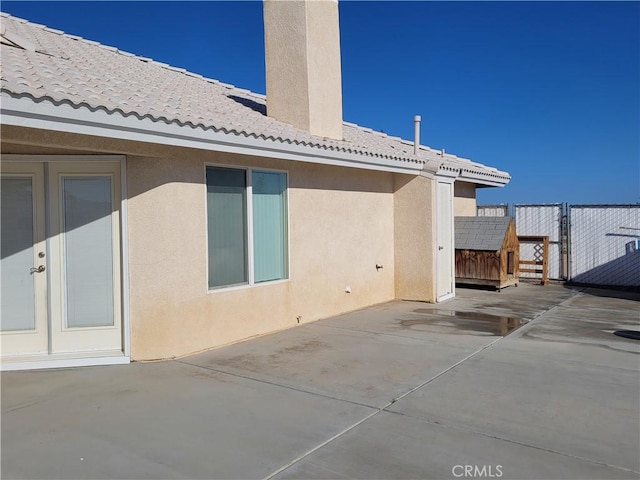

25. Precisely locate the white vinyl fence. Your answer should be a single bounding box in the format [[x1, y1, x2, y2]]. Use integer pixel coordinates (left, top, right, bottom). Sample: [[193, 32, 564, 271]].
[[569, 205, 640, 287]]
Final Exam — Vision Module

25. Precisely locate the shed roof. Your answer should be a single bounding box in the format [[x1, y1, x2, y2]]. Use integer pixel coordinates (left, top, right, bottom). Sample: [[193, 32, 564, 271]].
[[455, 216, 513, 251], [0, 13, 510, 185]]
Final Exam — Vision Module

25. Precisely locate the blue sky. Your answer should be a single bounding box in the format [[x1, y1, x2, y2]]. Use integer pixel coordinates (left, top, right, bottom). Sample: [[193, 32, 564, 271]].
[[3, 1, 638, 205]]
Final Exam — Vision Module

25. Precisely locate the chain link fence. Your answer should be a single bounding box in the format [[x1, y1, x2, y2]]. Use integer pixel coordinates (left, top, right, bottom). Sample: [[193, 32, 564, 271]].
[[476, 203, 640, 287], [569, 205, 640, 287]]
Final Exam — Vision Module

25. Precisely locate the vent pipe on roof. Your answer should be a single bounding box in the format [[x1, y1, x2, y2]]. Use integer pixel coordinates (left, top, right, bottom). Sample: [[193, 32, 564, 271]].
[[413, 115, 421, 155]]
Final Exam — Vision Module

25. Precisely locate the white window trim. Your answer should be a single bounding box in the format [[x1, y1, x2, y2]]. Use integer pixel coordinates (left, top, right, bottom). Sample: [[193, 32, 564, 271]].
[[204, 163, 291, 294]]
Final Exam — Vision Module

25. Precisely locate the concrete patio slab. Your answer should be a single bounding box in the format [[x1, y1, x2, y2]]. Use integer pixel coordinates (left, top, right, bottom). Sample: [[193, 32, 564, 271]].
[[184, 286, 577, 411], [499, 290, 640, 370], [437, 283, 581, 321], [2, 361, 373, 479], [387, 289, 640, 473], [311, 301, 517, 349], [184, 319, 494, 409], [274, 411, 637, 480], [2, 283, 638, 480], [388, 346, 639, 472]]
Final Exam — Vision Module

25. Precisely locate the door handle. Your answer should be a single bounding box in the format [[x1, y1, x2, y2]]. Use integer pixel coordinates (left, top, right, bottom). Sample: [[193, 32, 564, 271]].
[[438, 246, 444, 250], [30, 265, 46, 274]]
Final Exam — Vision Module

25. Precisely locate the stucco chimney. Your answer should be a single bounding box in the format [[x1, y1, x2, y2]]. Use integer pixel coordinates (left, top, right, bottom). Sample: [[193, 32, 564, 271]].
[[264, 0, 343, 140]]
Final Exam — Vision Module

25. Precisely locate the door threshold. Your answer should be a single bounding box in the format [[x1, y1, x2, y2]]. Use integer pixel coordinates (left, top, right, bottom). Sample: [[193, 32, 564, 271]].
[[436, 292, 455, 303], [1, 351, 129, 371]]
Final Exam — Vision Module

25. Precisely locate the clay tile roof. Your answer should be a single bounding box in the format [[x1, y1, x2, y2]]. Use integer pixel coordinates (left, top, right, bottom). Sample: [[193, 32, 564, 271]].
[[0, 13, 510, 182]]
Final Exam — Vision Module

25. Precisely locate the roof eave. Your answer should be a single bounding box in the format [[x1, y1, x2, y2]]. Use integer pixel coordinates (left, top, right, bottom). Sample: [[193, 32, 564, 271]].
[[430, 164, 510, 187], [0, 93, 512, 185], [457, 168, 511, 187], [0, 94, 425, 175]]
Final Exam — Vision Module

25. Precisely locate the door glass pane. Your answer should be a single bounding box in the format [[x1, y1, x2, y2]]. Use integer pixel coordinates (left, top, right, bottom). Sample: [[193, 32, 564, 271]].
[[252, 171, 288, 283], [63, 177, 114, 328], [1, 177, 36, 331], [206, 167, 248, 288]]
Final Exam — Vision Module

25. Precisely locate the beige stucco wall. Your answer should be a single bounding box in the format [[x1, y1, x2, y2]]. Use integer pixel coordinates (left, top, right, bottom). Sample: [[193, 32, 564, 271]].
[[393, 174, 436, 301], [454, 181, 477, 217], [2, 127, 402, 360], [126, 152, 395, 359]]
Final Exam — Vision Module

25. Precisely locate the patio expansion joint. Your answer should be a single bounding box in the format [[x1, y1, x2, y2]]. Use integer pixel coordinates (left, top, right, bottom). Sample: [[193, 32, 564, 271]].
[[262, 335, 507, 480], [386, 336, 504, 405], [174, 359, 391, 480], [196, 288, 604, 479], [307, 322, 492, 350], [373, 287, 640, 477], [175, 359, 377, 410], [385, 409, 640, 477], [495, 344, 640, 371], [499, 289, 583, 341], [262, 407, 383, 480]]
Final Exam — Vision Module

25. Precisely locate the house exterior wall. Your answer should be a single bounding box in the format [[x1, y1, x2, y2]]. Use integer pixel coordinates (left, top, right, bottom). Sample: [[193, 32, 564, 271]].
[[2, 127, 416, 361], [393, 175, 436, 301], [454, 181, 476, 216], [126, 152, 396, 359]]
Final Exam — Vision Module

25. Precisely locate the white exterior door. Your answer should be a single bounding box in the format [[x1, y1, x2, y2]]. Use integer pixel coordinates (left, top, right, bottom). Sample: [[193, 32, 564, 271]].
[[436, 180, 454, 302], [1, 163, 48, 356], [1, 160, 124, 367]]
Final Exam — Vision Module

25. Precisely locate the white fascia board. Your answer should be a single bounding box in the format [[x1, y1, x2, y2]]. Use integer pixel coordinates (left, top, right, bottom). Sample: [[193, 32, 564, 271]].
[[457, 169, 511, 187], [422, 165, 510, 187], [435, 167, 460, 180], [0, 95, 424, 175]]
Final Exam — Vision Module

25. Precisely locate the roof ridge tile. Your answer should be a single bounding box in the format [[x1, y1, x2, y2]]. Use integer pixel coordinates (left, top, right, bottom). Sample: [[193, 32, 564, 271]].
[[164, 65, 187, 73], [43, 27, 64, 35]]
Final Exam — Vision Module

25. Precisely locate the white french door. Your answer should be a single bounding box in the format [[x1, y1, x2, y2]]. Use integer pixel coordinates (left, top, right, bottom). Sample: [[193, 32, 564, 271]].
[[1, 162, 48, 356], [1, 160, 123, 364]]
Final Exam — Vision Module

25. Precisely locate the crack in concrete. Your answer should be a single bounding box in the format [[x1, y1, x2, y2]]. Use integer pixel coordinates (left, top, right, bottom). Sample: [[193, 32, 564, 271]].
[[1, 399, 42, 414]]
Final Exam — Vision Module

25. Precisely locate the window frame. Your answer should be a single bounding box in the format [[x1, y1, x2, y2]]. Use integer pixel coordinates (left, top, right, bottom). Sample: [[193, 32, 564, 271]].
[[204, 163, 290, 293]]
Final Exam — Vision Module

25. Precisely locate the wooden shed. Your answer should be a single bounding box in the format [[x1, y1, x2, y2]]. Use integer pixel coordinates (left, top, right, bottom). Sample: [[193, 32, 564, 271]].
[[454, 216, 520, 290]]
